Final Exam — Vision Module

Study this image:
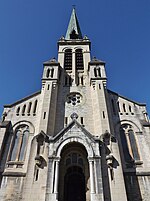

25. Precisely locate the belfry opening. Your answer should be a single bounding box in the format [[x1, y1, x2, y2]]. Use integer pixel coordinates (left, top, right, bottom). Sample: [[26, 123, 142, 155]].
[[58, 142, 89, 201]]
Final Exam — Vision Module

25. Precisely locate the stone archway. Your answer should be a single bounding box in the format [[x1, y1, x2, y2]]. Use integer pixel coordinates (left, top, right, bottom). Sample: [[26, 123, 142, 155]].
[[58, 142, 90, 201]]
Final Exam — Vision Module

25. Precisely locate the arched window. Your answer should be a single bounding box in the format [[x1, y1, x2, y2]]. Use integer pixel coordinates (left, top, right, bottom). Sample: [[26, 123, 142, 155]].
[[27, 102, 32, 115], [123, 103, 126, 112], [9, 125, 29, 161], [129, 105, 132, 113], [75, 49, 84, 70], [50, 68, 54, 78], [94, 68, 97, 77], [22, 104, 26, 116], [33, 100, 38, 115], [120, 124, 140, 165], [97, 67, 101, 77], [16, 107, 20, 116], [64, 49, 72, 70], [46, 69, 50, 78], [65, 152, 83, 167]]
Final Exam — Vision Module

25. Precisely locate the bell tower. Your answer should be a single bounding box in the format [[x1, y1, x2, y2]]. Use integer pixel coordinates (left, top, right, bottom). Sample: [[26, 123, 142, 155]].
[[58, 8, 91, 87]]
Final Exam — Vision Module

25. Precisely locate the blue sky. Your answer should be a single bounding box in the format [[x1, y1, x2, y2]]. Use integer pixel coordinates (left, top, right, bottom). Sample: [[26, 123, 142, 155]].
[[0, 0, 150, 115]]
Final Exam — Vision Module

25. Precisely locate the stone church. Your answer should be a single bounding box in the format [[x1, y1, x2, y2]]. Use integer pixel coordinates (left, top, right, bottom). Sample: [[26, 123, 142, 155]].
[[0, 8, 150, 201]]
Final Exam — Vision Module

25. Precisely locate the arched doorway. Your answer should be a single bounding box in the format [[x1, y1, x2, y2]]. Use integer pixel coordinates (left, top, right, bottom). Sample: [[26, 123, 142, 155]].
[[64, 166, 86, 201], [58, 142, 89, 201]]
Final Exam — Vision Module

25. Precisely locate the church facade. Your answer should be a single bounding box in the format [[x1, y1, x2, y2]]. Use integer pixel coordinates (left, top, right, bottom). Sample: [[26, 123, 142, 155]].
[[0, 8, 150, 201]]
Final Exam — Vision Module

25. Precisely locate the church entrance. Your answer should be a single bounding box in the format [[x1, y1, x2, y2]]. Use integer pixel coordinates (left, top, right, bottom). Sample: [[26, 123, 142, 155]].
[[58, 142, 90, 201], [64, 166, 86, 201]]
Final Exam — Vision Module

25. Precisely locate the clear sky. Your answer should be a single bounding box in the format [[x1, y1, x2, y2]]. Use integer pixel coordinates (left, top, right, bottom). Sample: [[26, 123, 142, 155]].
[[0, 0, 150, 116]]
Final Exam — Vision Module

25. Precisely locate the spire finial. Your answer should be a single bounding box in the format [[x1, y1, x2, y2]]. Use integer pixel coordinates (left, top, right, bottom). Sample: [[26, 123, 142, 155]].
[[65, 7, 82, 40]]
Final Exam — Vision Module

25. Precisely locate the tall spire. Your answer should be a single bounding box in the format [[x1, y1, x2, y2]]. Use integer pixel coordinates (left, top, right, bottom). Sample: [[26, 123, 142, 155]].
[[65, 8, 82, 40]]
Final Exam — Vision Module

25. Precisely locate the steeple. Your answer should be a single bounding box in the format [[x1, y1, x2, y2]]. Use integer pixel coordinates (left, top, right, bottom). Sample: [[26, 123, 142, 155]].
[[65, 8, 82, 40]]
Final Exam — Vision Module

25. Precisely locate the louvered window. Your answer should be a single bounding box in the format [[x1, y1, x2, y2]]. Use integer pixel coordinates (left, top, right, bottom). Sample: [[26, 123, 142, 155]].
[[75, 49, 84, 70], [64, 49, 72, 70]]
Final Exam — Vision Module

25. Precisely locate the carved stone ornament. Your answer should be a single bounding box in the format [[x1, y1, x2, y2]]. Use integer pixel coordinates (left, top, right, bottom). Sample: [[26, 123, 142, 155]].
[[70, 112, 78, 120]]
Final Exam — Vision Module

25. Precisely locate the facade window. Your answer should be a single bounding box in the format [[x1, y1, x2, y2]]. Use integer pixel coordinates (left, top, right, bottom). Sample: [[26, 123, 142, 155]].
[[46, 68, 54, 78], [33, 100, 38, 115], [123, 103, 126, 112], [43, 112, 46, 119], [129, 105, 132, 113], [50, 68, 54, 78], [97, 67, 101, 77], [9, 125, 29, 162], [102, 111, 105, 119], [64, 117, 68, 126], [75, 49, 84, 70], [94, 68, 97, 77], [80, 117, 84, 126], [46, 69, 50, 78], [65, 153, 83, 167], [120, 124, 140, 165], [64, 49, 72, 70], [66, 93, 82, 106], [27, 102, 32, 115], [16, 107, 20, 116], [94, 67, 101, 77], [22, 105, 26, 116]]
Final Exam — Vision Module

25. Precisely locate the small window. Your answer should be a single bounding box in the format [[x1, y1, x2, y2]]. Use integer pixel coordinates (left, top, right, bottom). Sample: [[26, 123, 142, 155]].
[[81, 117, 84, 125], [123, 103, 126, 112], [81, 76, 84, 85], [64, 49, 72, 70], [33, 100, 38, 115], [22, 105, 26, 116], [65, 117, 68, 126], [43, 112, 46, 119], [16, 107, 20, 116], [75, 49, 84, 70], [50, 68, 54, 78], [98, 68, 101, 77], [46, 69, 50, 78], [102, 111, 105, 119], [27, 102, 32, 115], [129, 105, 132, 113], [94, 68, 97, 77]]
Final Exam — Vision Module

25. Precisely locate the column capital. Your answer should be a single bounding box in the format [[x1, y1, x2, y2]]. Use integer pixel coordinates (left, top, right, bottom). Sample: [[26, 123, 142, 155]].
[[88, 157, 94, 162], [48, 156, 60, 161]]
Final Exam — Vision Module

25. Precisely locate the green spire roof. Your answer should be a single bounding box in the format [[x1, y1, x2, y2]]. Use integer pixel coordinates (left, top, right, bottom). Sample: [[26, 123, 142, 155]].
[[65, 8, 82, 40]]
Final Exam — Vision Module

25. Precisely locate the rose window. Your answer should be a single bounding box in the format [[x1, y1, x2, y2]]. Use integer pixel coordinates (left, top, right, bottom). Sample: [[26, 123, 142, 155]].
[[66, 93, 82, 106]]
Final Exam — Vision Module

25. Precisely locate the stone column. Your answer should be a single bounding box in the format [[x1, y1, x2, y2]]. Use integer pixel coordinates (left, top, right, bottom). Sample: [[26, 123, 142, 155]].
[[94, 156, 103, 195], [54, 159, 60, 194], [45, 157, 55, 201], [89, 159, 95, 194]]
